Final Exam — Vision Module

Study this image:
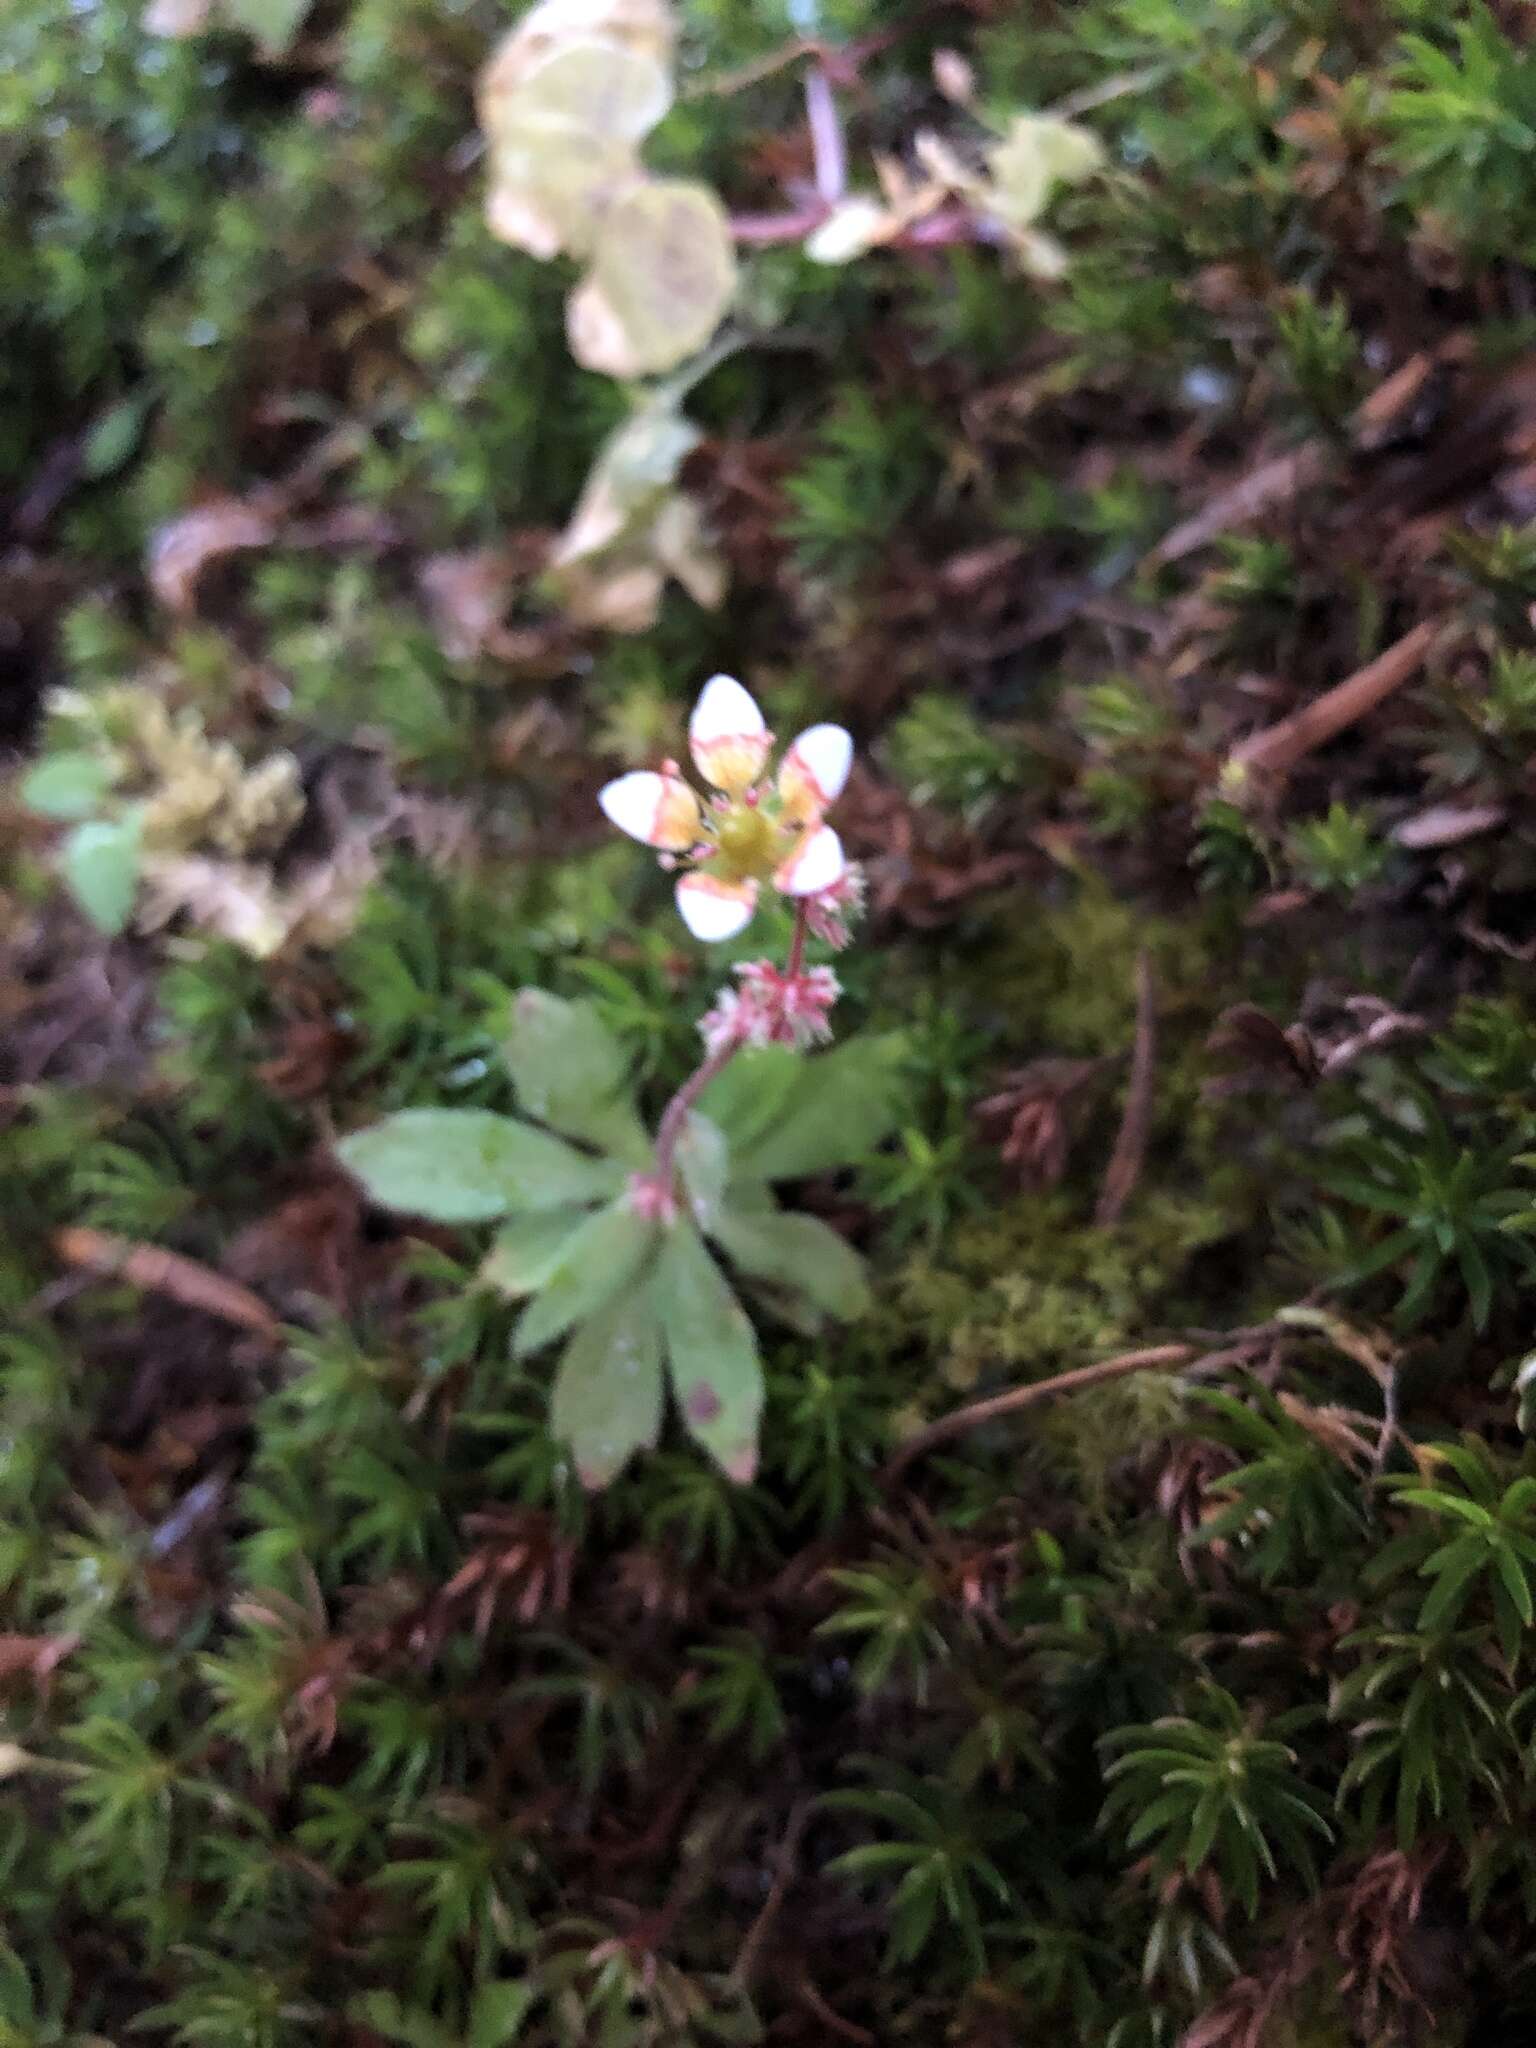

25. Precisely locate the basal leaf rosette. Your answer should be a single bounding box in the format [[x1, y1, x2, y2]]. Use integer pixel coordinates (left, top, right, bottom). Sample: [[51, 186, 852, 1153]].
[[336, 992, 903, 1491]]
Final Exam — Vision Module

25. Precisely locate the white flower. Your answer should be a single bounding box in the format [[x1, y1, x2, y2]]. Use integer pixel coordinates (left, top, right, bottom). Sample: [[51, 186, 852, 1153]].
[[598, 674, 853, 941]]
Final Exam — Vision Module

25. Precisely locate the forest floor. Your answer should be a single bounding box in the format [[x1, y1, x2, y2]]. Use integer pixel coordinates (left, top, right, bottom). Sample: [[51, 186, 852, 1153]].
[[8, 3, 1536, 2045]]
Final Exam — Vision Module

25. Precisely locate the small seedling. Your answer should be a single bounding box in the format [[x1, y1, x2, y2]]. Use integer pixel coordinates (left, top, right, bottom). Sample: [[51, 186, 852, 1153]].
[[339, 675, 900, 1489]]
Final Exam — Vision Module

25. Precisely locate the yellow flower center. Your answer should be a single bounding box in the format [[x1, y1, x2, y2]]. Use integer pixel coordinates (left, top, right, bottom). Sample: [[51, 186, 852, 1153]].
[[710, 800, 794, 884]]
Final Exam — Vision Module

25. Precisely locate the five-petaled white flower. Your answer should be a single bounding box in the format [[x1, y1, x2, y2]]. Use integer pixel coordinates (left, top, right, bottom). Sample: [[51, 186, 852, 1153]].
[[598, 675, 852, 942]]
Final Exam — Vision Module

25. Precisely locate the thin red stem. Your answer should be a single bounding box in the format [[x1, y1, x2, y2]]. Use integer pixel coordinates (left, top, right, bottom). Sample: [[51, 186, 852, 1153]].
[[653, 1039, 740, 1187], [653, 903, 816, 1189], [786, 901, 810, 980]]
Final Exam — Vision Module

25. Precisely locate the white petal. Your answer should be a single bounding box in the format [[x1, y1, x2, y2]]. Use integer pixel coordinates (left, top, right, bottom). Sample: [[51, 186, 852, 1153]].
[[599, 771, 667, 844], [690, 674, 771, 792], [777, 824, 846, 898], [779, 723, 853, 815], [691, 674, 765, 747], [598, 769, 699, 849], [676, 873, 758, 942]]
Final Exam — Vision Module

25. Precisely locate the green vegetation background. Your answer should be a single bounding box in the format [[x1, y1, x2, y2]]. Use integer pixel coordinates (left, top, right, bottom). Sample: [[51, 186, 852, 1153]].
[[8, 1, 1536, 2043]]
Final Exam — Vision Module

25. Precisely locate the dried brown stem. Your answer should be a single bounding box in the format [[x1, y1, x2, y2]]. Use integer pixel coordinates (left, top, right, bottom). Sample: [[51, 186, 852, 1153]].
[[733, 1798, 811, 1987], [1149, 444, 1332, 568], [879, 1343, 1195, 1487], [1229, 618, 1440, 783], [1095, 950, 1156, 1228], [51, 1227, 281, 1343]]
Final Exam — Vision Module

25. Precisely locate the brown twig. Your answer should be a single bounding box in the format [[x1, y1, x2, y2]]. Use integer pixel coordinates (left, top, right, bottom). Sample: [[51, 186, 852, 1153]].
[[733, 1797, 811, 1987], [1228, 618, 1440, 783], [51, 1227, 282, 1343], [797, 1979, 876, 2045], [1095, 951, 1157, 1228], [1148, 443, 1332, 568], [1147, 335, 1469, 569], [879, 1343, 1195, 1487]]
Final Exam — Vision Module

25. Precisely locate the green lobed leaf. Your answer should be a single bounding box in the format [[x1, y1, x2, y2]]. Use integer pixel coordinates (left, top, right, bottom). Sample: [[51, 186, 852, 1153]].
[[480, 1209, 591, 1298], [62, 810, 144, 934], [738, 1035, 907, 1182], [550, 1287, 663, 1490], [338, 1109, 620, 1224], [21, 751, 115, 821], [513, 1198, 659, 1357], [80, 393, 152, 480], [712, 1203, 872, 1321], [696, 1045, 803, 1150], [224, 0, 311, 59], [654, 1221, 762, 1483], [504, 989, 648, 1164]]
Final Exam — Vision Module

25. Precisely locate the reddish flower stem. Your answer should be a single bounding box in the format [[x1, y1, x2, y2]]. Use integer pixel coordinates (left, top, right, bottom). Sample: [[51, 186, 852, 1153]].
[[652, 1038, 741, 1188], [652, 903, 815, 1189], [785, 900, 810, 979]]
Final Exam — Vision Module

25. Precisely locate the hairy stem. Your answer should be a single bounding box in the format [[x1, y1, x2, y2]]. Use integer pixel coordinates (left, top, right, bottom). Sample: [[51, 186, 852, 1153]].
[[653, 904, 815, 1187], [652, 1038, 740, 1187], [785, 900, 810, 979]]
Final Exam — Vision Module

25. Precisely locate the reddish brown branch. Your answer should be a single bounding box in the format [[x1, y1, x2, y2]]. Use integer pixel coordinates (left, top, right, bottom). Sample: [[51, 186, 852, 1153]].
[[52, 1227, 281, 1343], [879, 1343, 1195, 1487], [1229, 619, 1440, 783], [1095, 951, 1157, 1228]]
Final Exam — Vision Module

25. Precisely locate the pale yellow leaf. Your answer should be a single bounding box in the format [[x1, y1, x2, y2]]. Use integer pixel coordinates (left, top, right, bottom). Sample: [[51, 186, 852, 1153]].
[[570, 179, 736, 377], [984, 113, 1103, 230], [478, 0, 673, 123], [497, 38, 671, 142], [486, 124, 640, 257]]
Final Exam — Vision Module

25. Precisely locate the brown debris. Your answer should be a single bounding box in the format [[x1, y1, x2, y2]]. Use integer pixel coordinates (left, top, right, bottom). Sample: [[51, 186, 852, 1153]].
[[974, 1055, 1108, 1187], [880, 1342, 1196, 1488], [1205, 1002, 1320, 1096], [1228, 618, 1441, 784], [53, 1226, 283, 1342], [0, 1632, 78, 1700], [1149, 444, 1332, 570], [1094, 950, 1156, 1228], [148, 497, 280, 615], [1392, 800, 1507, 849]]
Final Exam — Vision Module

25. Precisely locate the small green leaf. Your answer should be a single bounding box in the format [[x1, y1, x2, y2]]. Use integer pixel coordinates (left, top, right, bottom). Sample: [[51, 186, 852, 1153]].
[[480, 1210, 589, 1298], [550, 1288, 663, 1490], [468, 1983, 536, 2048], [654, 1222, 762, 1482], [740, 1035, 906, 1181], [347, 1993, 444, 2048], [504, 989, 647, 1163], [514, 1199, 658, 1357], [62, 811, 143, 934], [713, 1204, 872, 1321], [338, 1110, 619, 1224], [224, 0, 310, 58], [80, 394, 152, 480], [21, 751, 114, 821]]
